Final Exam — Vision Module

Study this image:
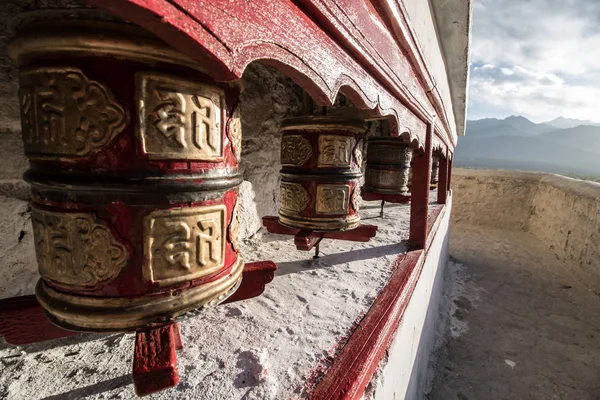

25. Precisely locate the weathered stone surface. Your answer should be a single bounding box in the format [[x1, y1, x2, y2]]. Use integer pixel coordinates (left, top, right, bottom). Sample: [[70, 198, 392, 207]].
[[238, 64, 305, 239], [0, 194, 37, 299], [0, 128, 28, 182], [0, 0, 83, 131], [452, 168, 600, 295]]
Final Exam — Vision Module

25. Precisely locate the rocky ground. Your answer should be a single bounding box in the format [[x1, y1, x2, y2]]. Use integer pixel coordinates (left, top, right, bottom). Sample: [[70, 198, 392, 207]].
[[426, 223, 600, 400]]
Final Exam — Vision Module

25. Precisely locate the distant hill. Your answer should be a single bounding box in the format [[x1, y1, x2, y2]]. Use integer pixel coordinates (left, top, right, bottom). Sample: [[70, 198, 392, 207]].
[[466, 115, 554, 138], [543, 116, 600, 129], [457, 116, 600, 176]]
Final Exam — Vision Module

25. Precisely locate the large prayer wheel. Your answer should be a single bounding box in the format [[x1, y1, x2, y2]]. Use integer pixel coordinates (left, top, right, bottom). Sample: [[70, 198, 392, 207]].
[[278, 116, 364, 231], [8, 10, 244, 332], [363, 137, 413, 196]]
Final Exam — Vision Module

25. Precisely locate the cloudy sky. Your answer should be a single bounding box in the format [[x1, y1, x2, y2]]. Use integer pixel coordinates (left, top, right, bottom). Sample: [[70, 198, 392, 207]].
[[467, 0, 600, 122]]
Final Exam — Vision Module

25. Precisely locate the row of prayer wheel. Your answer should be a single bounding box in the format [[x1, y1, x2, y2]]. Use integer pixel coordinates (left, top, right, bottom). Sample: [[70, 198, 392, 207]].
[[277, 117, 443, 233], [9, 11, 444, 334]]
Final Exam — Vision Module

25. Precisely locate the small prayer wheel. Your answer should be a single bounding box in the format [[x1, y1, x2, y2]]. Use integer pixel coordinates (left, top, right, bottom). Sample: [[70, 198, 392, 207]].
[[278, 116, 364, 231], [363, 137, 413, 196], [431, 155, 440, 188], [9, 10, 244, 332]]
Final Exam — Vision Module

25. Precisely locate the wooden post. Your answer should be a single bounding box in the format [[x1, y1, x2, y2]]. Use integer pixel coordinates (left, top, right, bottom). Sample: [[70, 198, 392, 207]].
[[448, 153, 453, 189], [437, 148, 449, 204], [409, 124, 433, 249]]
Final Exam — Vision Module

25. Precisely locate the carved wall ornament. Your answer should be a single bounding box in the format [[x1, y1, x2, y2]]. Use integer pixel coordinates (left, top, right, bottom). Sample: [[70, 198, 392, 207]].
[[351, 186, 361, 212], [281, 135, 312, 166], [137, 72, 224, 160], [228, 197, 241, 252], [316, 184, 350, 214], [280, 182, 309, 214], [18, 67, 126, 158], [144, 205, 226, 286], [228, 106, 242, 163], [32, 208, 129, 287], [318, 135, 353, 167], [353, 139, 364, 167]]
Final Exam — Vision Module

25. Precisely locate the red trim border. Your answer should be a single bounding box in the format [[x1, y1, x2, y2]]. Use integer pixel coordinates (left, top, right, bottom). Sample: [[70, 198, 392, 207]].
[[310, 202, 447, 400]]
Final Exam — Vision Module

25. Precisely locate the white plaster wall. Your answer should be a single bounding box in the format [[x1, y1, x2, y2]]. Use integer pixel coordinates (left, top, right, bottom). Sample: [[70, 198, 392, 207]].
[[402, 0, 456, 135], [370, 196, 451, 400]]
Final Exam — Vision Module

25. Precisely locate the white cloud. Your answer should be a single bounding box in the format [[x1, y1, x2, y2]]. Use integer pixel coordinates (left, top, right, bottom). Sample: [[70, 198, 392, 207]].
[[470, 64, 600, 121], [469, 0, 600, 121]]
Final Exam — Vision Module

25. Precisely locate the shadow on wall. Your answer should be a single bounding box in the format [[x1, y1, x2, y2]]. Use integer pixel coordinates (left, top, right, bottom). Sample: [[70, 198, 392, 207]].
[[450, 168, 600, 295], [237, 63, 305, 239]]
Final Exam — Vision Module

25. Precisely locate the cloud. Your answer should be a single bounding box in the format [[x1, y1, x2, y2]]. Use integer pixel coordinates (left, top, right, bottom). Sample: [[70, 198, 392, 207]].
[[469, 64, 600, 121], [468, 0, 600, 121]]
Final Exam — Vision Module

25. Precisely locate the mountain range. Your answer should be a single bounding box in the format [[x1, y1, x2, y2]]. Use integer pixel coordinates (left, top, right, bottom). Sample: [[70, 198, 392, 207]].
[[455, 116, 600, 177]]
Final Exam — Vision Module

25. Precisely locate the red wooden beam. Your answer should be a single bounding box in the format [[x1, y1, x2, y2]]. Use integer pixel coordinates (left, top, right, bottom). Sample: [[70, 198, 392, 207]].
[[133, 324, 180, 396], [0, 262, 278, 346], [223, 261, 277, 304], [310, 250, 425, 400], [361, 191, 411, 204], [262, 216, 378, 251], [448, 154, 453, 190], [309, 202, 447, 400], [84, 0, 431, 147], [437, 148, 449, 204], [409, 124, 433, 249]]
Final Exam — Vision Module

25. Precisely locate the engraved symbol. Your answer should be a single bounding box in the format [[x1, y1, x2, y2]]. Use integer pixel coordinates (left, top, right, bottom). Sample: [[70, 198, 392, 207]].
[[144, 205, 226, 286], [316, 185, 350, 214], [281, 135, 312, 166], [318, 135, 353, 167], [32, 208, 128, 287], [279, 182, 310, 214], [197, 219, 220, 267], [18, 67, 126, 158], [137, 72, 223, 160]]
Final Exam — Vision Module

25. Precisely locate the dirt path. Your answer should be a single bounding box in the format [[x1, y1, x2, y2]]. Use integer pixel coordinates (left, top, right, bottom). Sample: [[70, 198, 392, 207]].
[[427, 223, 600, 400]]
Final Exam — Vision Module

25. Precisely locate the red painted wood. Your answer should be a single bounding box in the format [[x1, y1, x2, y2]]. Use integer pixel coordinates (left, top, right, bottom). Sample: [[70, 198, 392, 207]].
[[262, 217, 377, 250], [84, 0, 432, 147], [310, 250, 425, 400], [223, 261, 277, 304], [448, 155, 453, 190], [133, 324, 180, 396], [409, 124, 433, 249], [0, 295, 77, 345], [361, 191, 411, 204], [263, 216, 300, 236], [437, 149, 449, 204], [295, 231, 324, 251]]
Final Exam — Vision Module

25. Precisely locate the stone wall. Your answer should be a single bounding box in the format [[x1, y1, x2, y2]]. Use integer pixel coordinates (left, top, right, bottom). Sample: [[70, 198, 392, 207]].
[[452, 168, 600, 295], [451, 169, 540, 231]]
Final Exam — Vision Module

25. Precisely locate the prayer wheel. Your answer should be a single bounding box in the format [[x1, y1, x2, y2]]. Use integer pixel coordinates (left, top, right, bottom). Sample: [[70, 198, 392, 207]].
[[431, 155, 440, 188], [278, 116, 364, 231], [363, 137, 413, 196], [8, 10, 244, 332]]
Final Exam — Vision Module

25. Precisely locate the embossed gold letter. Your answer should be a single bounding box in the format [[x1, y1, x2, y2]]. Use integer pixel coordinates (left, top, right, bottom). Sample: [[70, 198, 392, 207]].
[[137, 72, 224, 160]]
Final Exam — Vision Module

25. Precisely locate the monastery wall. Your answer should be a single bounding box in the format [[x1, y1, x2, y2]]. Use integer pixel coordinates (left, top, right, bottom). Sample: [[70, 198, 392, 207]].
[[452, 168, 600, 295]]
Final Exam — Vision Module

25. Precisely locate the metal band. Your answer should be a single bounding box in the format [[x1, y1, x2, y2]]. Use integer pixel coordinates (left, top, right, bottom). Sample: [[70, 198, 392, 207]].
[[36, 257, 244, 332]]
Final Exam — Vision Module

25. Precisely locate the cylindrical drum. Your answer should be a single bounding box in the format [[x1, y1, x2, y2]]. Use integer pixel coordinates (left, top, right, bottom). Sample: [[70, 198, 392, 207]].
[[8, 10, 244, 332], [363, 137, 413, 196], [278, 116, 364, 231], [431, 155, 440, 188]]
